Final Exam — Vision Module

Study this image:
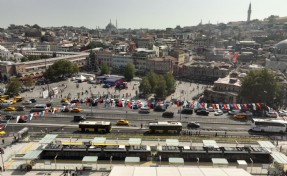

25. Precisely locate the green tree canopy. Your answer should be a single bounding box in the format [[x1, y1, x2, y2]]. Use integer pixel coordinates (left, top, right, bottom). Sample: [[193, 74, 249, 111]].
[[155, 76, 167, 99], [240, 69, 282, 106], [164, 72, 176, 94], [23, 75, 35, 88], [139, 77, 151, 96], [124, 63, 135, 81], [5, 78, 22, 96], [147, 71, 158, 92], [100, 63, 110, 75], [44, 60, 79, 81]]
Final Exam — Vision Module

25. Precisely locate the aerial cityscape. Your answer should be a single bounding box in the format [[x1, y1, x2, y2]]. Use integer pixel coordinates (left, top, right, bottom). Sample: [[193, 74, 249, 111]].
[[0, 1, 287, 176]]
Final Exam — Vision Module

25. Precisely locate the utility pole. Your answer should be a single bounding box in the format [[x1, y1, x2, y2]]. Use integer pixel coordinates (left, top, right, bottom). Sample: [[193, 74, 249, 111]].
[[44, 58, 50, 99]]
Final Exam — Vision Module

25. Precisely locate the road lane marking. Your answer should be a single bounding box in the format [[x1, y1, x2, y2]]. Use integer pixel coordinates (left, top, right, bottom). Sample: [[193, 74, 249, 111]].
[[4, 142, 35, 170]]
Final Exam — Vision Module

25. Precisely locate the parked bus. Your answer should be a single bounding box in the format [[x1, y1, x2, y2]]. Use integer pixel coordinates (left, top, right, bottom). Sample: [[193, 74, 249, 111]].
[[148, 121, 182, 134], [251, 118, 287, 133], [78, 121, 111, 133]]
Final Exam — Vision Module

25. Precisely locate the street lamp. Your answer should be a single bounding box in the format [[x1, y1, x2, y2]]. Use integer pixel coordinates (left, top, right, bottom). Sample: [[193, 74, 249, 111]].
[[159, 155, 161, 166], [180, 90, 184, 121], [54, 155, 58, 170], [196, 157, 199, 167], [250, 158, 253, 173], [0, 148, 4, 171], [110, 155, 113, 169]]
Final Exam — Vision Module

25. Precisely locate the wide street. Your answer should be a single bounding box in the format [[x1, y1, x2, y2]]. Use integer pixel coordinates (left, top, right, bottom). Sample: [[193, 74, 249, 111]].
[[0, 78, 279, 139]]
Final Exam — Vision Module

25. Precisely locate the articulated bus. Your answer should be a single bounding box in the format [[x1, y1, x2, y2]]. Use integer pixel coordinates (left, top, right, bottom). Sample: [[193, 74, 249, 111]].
[[148, 121, 182, 134], [78, 121, 111, 133], [251, 118, 287, 133]]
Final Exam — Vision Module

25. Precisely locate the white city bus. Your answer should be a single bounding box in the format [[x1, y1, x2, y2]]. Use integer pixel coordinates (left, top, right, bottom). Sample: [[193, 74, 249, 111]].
[[251, 118, 287, 133]]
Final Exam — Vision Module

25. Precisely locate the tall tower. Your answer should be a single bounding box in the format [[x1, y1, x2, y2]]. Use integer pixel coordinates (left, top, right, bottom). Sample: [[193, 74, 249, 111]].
[[116, 19, 118, 29], [247, 2, 251, 23]]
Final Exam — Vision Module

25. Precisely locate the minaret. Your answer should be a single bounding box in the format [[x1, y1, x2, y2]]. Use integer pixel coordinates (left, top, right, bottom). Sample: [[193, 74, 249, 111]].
[[116, 19, 118, 29], [110, 19, 111, 24], [247, 2, 251, 23]]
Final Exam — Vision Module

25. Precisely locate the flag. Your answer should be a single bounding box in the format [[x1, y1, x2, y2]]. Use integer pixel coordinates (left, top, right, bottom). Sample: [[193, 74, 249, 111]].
[[4, 120, 9, 128], [234, 52, 239, 59], [252, 103, 256, 111], [16, 116, 20, 123], [237, 104, 241, 110], [30, 113, 34, 121], [216, 104, 219, 109]]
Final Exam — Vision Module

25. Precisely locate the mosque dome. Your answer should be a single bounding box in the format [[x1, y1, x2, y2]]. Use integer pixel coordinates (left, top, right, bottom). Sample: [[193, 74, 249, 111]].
[[105, 20, 118, 33], [274, 39, 287, 50]]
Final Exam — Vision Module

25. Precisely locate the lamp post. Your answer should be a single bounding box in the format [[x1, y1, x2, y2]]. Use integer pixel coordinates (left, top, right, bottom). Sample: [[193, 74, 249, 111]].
[[196, 157, 199, 168], [180, 90, 183, 121], [54, 155, 58, 170], [44, 57, 50, 99], [159, 155, 161, 166], [110, 155, 113, 169], [250, 158, 253, 173], [0, 148, 4, 171]]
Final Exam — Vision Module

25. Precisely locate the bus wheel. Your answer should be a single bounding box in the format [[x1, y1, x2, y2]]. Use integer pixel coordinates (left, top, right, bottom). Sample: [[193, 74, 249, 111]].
[[280, 130, 283, 133], [261, 129, 264, 132], [85, 129, 89, 132]]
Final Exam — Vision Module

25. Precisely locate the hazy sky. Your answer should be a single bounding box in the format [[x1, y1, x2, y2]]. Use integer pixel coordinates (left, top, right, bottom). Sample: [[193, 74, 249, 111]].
[[0, 0, 286, 29]]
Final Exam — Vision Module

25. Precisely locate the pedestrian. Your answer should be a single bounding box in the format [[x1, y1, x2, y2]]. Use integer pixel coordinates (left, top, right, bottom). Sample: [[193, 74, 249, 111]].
[[2, 139, 4, 144], [141, 123, 143, 128], [215, 132, 217, 137], [225, 130, 227, 137]]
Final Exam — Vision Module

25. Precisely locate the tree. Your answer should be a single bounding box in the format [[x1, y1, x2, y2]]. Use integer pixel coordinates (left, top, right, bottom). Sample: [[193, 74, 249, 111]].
[[124, 63, 135, 81], [155, 76, 167, 98], [23, 75, 35, 88], [164, 72, 176, 94], [139, 77, 151, 96], [44, 60, 79, 81], [5, 78, 22, 96], [100, 63, 110, 75], [240, 69, 282, 106], [147, 71, 158, 92]]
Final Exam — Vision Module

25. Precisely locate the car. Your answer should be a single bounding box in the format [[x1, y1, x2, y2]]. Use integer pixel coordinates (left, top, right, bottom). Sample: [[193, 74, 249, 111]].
[[116, 119, 129, 126], [162, 111, 174, 118], [46, 102, 53, 107], [3, 115, 16, 120], [61, 98, 69, 103], [4, 106, 16, 111], [0, 125, 4, 130], [0, 131, 5, 135], [234, 113, 247, 119], [207, 107, 215, 112], [266, 112, 277, 118], [22, 100, 32, 105], [62, 108, 70, 112], [153, 106, 166, 112], [138, 107, 150, 114], [187, 122, 200, 128], [70, 108, 81, 113], [62, 102, 70, 106], [74, 115, 86, 122], [103, 84, 111, 88], [214, 109, 223, 116], [181, 108, 193, 115], [16, 106, 25, 111], [29, 99, 37, 103], [196, 109, 209, 116], [70, 99, 80, 103], [228, 110, 240, 115]]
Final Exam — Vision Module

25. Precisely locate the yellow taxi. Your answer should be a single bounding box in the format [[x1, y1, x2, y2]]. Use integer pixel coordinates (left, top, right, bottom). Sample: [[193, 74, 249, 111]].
[[14, 96, 23, 102], [61, 98, 69, 103], [0, 95, 9, 100], [11, 99, 17, 104], [70, 108, 81, 113], [234, 113, 247, 119], [4, 106, 16, 111], [116, 119, 129, 126], [0, 131, 5, 135]]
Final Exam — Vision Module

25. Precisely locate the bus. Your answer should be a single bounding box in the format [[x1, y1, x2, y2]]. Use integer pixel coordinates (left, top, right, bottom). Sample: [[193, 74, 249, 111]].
[[78, 121, 111, 133], [251, 118, 287, 133], [148, 121, 182, 134]]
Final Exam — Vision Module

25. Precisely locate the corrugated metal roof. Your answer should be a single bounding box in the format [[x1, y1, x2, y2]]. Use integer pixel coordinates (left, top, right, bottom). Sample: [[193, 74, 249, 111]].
[[92, 137, 106, 145], [168, 157, 184, 164], [125, 157, 140, 164], [166, 139, 179, 146], [22, 150, 42, 160], [271, 152, 287, 164], [109, 167, 252, 176], [128, 138, 141, 145], [203, 140, 218, 148], [38, 134, 58, 144], [82, 156, 98, 163], [257, 141, 276, 149]]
